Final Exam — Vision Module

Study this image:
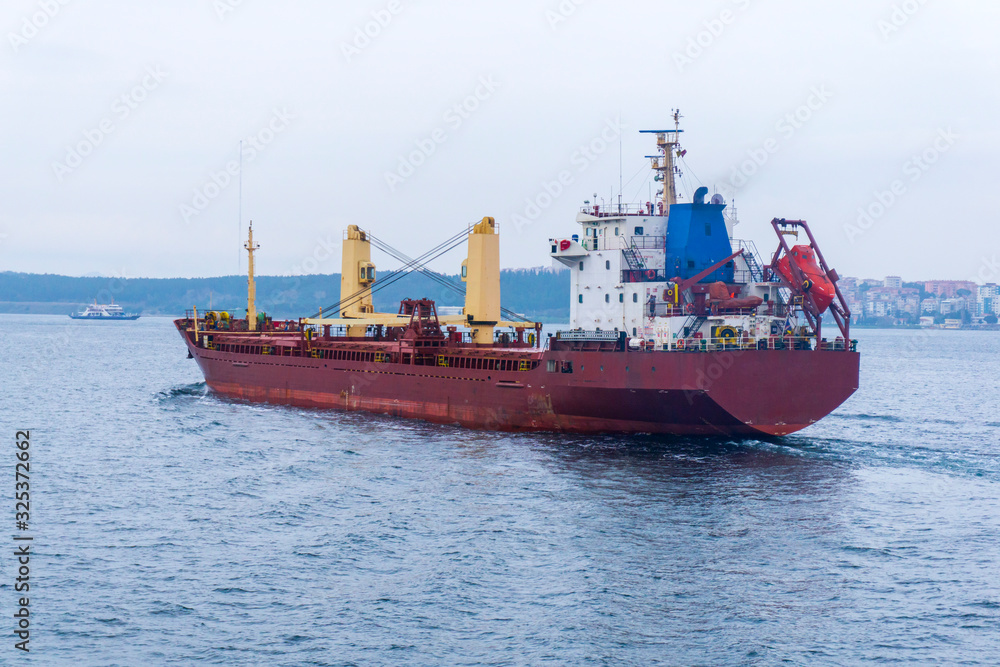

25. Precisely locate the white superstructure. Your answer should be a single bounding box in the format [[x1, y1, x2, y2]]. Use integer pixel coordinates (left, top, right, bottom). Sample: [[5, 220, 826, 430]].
[[549, 115, 800, 351]]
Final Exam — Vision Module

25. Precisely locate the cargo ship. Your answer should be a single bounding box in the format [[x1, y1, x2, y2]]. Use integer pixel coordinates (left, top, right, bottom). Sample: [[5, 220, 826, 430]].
[[176, 116, 859, 436]]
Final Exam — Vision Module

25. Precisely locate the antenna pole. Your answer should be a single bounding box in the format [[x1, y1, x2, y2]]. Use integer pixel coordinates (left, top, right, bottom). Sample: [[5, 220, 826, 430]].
[[238, 140, 244, 277], [618, 112, 623, 214]]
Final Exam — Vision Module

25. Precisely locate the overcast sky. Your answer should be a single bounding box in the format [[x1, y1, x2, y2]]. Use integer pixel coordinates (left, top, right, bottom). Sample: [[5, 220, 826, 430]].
[[2, 0, 997, 284]]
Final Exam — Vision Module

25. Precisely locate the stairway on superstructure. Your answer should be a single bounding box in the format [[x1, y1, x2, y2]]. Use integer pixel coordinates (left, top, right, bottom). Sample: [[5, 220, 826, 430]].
[[621, 238, 647, 271]]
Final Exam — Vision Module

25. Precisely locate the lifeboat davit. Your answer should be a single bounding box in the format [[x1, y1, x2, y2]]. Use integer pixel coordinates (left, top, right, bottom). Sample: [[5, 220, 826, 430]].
[[776, 245, 836, 313]]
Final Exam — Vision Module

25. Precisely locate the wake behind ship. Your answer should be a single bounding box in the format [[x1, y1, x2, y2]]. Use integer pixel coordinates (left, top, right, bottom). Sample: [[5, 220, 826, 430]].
[[175, 116, 859, 436]]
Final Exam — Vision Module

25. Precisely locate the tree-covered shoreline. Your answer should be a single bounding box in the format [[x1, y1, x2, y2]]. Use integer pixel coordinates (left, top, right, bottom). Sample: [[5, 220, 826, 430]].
[[0, 269, 570, 322]]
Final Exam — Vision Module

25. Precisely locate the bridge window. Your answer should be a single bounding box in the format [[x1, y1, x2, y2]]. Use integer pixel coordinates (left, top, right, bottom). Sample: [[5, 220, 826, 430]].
[[632, 293, 638, 303], [605, 260, 610, 270], [615, 227, 619, 236], [634, 226, 644, 235], [579, 261, 584, 271], [605, 294, 610, 303], [619, 294, 624, 303], [578, 295, 583, 303]]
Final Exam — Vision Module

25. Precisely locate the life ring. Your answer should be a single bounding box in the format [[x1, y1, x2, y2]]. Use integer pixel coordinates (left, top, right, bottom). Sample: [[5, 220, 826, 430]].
[[676, 339, 685, 350], [645, 269, 656, 280], [528, 333, 536, 345], [685, 302, 694, 314]]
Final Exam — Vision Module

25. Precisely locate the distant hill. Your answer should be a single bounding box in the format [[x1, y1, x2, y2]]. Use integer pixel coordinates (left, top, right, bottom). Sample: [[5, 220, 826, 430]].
[[0, 269, 570, 322]]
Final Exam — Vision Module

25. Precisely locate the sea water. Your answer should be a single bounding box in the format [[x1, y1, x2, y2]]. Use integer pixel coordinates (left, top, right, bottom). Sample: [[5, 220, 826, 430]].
[[1, 315, 998, 664]]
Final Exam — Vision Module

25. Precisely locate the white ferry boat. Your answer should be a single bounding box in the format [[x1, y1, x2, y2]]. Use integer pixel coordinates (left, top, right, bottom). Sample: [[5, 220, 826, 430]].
[[70, 299, 141, 320]]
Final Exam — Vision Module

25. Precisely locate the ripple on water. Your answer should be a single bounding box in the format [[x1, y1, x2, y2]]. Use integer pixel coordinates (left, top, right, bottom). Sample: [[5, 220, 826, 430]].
[[2, 319, 999, 664]]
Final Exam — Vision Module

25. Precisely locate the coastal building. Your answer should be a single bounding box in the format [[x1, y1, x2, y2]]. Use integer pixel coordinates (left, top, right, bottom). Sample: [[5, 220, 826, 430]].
[[940, 297, 969, 315], [895, 293, 919, 317], [865, 287, 897, 318], [867, 300, 892, 318], [924, 280, 977, 298], [977, 284, 999, 316], [842, 276, 992, 325], [921, 297, 941, 313]]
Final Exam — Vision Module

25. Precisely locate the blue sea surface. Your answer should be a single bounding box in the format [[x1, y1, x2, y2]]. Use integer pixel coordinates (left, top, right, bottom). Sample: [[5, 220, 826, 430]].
[[1, 315, 998, 664]]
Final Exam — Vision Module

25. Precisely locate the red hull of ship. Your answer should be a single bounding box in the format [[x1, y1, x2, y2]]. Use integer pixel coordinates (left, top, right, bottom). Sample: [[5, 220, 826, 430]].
[[176, 323, 859, 437]]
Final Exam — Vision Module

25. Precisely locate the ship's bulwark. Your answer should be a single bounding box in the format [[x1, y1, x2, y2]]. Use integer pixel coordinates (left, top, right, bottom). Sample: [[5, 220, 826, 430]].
[[178, 325, 858, 437]]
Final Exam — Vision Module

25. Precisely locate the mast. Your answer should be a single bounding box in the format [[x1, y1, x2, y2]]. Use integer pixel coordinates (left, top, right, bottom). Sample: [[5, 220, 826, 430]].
[[245, 221, 260, 331], [641, 110, 685, 216]]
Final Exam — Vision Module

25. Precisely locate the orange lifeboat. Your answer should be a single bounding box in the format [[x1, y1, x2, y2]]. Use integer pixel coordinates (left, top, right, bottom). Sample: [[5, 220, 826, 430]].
[[705, 281, 763, 311], [776, 245, 836, 313]]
